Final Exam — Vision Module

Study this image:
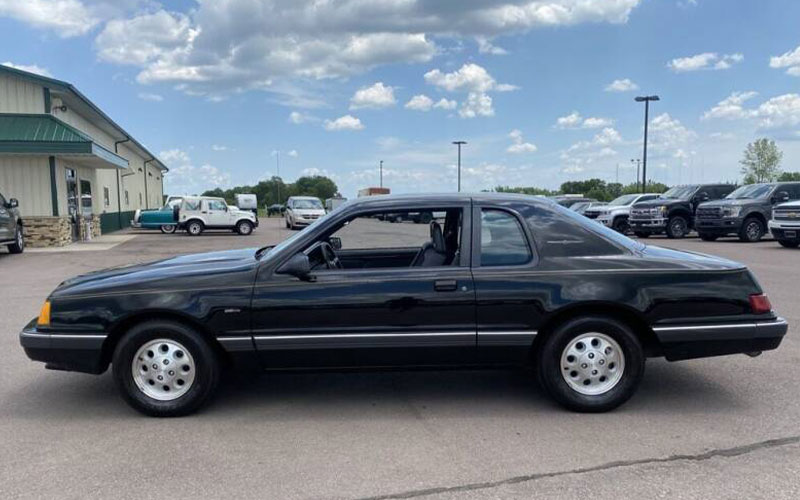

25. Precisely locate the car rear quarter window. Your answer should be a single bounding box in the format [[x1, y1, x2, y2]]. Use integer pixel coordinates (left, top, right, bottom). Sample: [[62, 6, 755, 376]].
[[520, 203, 628, 258], [480, 209, 531, 266]]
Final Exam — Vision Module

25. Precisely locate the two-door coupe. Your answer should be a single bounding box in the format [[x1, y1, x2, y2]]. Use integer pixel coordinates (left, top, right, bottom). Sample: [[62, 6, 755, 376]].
[[20, 194, 787, 416]]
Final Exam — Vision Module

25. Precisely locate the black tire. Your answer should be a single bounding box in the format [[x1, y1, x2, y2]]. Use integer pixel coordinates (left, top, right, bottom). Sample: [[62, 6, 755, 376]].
[[738, 217, 764, 242], [633, 232, 649, 238], [665, 215, 689, 239], [612, 217, 630, 234], [698, 232, 718, 242], [285, 218, 291, 229], [186, 220, 204, 236], [7, 224, 24, 254], [160, 224, 177, 234], [112, 320, 220, 417], [236, 220, 254, 235], [537, 316, 645, 413], [419, 212, 433, 225], [778, 239, 800, 248]]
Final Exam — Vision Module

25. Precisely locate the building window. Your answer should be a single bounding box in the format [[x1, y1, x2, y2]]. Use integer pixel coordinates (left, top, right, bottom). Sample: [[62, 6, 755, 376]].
[[124, 190, 129, 206], [80, 180, 92, 216], [103, 187, 110, 207]]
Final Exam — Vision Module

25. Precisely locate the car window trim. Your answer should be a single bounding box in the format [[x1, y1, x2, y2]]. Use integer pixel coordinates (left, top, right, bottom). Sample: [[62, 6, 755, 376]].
[[471, 204, 538, 270]]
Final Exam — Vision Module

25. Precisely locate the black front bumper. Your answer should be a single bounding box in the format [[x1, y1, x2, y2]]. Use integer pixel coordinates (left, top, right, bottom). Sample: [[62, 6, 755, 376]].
[[19, 318, 108, 374], [770, 227, 799, 241], [652, 317, 788, 361], [629, 218, 667, 233], [695, 217, 743, 235]]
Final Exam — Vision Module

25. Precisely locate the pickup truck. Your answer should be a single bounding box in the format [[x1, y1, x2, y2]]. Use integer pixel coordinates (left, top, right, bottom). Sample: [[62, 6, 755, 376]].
[[696, 183, 800, 242], [0, 190, 24, 253], [769, 200, 800, 248], [629, 184, 736, 238], [131, 196, 183, 233]]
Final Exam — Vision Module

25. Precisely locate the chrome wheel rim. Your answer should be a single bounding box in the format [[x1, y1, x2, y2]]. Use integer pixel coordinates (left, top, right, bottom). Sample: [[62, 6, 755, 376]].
[[560, 332, 625, 396], [671, 218, 686, 237], [16, 228, 23, 249], [239, 222, 252, 234], [188, 223, 201, 234], [131, 339, 196, 401], [161, 224, 176, 233], [746, 222, 761, 241]]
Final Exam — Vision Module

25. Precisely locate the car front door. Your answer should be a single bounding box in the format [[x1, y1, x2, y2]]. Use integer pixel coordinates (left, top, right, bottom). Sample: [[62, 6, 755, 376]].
[[205, 199, 229, 227], [250, 202, 476, 368], [0, 192, 11, 241]]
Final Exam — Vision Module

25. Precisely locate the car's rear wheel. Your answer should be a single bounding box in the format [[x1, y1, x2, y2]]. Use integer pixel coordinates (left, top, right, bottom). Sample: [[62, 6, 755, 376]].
[[8, 225, 24, 254], [665, 215, 689, 239], [186, 220, 204, 236], [236, 220, 254, 235], [160, 224, 177, 234], [738, 217, 764, 242], [537, 316, 645, 412], [778, 239, 800, 248], [112, 320, 220, 417], [698, 232, 718, 241]]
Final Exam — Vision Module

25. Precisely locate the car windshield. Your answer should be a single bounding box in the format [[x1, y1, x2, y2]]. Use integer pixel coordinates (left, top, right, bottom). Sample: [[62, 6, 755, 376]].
[[726, 184, 772, 199], [608, 195, 638, 206], [293, 199, 323, 209], [660, 185, 697, 200]]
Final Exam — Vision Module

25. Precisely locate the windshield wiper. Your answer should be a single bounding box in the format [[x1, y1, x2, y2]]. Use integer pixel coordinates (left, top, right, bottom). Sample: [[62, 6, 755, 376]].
[[255, 245, 275, 260]]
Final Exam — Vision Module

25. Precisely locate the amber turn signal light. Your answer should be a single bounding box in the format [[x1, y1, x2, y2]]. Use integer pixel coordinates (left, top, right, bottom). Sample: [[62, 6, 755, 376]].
[[749, 294, 772, 315], [37, 300, 51, 326]]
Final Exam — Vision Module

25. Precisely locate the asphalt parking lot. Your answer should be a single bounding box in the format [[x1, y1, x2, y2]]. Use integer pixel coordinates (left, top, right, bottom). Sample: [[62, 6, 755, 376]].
[[1, 217, 799, 499]]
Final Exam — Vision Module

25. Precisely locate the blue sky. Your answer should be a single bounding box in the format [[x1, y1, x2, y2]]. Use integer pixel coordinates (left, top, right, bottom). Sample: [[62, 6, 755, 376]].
[[1, 0, 799, 198]]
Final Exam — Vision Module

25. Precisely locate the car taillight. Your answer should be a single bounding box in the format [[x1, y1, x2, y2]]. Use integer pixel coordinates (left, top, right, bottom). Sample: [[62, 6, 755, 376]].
[[749, 294, 772, 314]]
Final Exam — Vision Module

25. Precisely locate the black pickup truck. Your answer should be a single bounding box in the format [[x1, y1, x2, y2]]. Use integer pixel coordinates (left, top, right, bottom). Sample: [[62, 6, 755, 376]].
[[695, 183, 800, 242], [0, 190, 24, 254], [629, 184, 736, 238]]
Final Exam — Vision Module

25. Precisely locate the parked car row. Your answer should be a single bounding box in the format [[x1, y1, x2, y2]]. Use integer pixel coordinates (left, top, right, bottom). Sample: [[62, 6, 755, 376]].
[[132, 195, 258, 236], [570, 182, 800, 248]]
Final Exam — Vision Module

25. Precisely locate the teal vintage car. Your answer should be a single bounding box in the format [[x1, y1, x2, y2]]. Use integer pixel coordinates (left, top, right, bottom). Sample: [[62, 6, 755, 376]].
[[131, 196, 183, 233]]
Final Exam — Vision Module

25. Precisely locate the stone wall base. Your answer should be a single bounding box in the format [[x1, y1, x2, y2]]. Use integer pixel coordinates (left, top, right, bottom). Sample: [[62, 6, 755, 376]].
[[77, 214, 102, 241], [22, 216, 72, 247]]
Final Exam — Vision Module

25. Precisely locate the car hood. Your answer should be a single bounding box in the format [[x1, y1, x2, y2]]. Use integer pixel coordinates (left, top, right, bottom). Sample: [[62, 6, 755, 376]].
[[593, 204, 628, 212], [292, 208, 325, 215], [52, 248, 258, 298], [632, 198, 684, 209], [699, 198, 760, 208], [776, 200, 800, 209]]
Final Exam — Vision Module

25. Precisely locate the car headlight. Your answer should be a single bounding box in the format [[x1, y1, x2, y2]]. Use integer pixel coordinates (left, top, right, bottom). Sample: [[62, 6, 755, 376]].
[[722, 206, 742, 217]]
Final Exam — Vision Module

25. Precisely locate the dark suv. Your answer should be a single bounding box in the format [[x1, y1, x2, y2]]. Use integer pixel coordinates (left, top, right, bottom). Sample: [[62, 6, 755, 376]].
[[0, 190, 24, 254], [695, 183, 800, 242], [629, 184, 736, 239]]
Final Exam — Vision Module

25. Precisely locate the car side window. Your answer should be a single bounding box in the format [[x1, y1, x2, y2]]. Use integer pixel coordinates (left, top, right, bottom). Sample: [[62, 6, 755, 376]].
[[521, 204, 624, 258], [208, 200, 226, 211], [183, 199, 201, 211], [785, 184, 800, 200], [480, 209, 531, 266]]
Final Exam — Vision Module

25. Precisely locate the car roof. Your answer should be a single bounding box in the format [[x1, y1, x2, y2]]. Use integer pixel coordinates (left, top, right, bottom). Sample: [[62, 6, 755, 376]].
[[289, 196, 322, 200], [345, 192, 556, 209]]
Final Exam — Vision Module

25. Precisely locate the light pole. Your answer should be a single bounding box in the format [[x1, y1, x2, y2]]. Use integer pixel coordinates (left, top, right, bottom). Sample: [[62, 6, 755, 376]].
[[631, 158, 641, 191], [452, 141, 466, 192], [379, 160, 383, 188], [635, 95, 659, 192]]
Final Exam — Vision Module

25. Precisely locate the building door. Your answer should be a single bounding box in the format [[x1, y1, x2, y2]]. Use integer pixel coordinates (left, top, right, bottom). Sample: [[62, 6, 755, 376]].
[[65, 168, 79, 241]]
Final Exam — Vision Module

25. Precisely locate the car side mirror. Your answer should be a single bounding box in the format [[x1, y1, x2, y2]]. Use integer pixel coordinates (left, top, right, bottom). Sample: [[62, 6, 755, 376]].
[[7, 198, 18, 208], [276, 252, 314, 281], [773, 191, 790, 204], [696, 192, 710, 202], [329, 236, 342, 250]]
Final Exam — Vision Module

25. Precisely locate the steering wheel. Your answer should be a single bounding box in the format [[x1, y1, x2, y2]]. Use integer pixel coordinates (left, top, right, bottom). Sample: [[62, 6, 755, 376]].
[[319, 241, 343, 270]]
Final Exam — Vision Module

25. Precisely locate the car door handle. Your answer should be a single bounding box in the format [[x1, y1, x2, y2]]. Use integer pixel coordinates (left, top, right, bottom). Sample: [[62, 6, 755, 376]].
[[434, 279, 458, 292]]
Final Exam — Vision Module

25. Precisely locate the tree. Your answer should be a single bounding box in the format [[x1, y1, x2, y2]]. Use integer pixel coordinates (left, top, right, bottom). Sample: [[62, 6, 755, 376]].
[[778, 171, 800, 182], [740, 138, 782, 184], [200, 175, 336, 206]]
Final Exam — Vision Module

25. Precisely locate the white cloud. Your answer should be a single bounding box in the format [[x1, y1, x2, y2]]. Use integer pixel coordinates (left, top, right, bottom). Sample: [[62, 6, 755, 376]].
[[324, 114, 364, 131], [424, 63, 515, 93], [701, 91, 800, 129], [507, 129, 537, 154], [702, 91, 759, 120], [459, 92, 494, 118], [0, 0, 100, 37], [159, 148, 190, 165], [648, 113, 696, 152], [555, 111, 613, 129], [137, 92, 163, 102], [1, 61, 52, 77], [288, 111, 319, 124], [434, 98, 458, 110], [350, 82, 396, 110], [211, 144, 228, 151], [405, 94, 434, 111], [160, 148, 231, 194], [667, 52, 743, 72], [476, 37, 508, 55], [604, 78, 639, 92], [95, 10, 196, 67], [287, 150, 299, 158], [770, 45, 800, 76]]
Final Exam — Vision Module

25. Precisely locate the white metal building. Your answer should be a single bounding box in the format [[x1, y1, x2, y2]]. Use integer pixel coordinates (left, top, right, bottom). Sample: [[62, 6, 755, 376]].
[[0, 64, 167, 246]]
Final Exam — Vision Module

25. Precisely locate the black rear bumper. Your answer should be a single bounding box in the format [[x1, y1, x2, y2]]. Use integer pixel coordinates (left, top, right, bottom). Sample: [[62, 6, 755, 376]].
[[652, 317, 788, 361], [19, 319, 108, 374]]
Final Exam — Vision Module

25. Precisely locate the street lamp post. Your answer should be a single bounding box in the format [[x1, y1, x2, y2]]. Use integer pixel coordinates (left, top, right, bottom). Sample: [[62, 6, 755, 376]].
[[634, 95, 659, 192], [631, 158, 641, 191], [452, 141, 466, 192], [379, 160, 383, 188], [276, 150, 281, 204]]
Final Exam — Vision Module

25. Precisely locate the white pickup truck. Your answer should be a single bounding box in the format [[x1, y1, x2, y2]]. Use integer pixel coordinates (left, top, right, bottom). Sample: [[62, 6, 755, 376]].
[[176, 196, 258, 236], [769, 200, 800, 248]]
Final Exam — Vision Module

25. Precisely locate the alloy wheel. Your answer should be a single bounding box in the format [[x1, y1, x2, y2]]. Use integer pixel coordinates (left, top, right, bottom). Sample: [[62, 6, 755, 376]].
[[131, 338, 196, 401], [560, 332, 625, 396]]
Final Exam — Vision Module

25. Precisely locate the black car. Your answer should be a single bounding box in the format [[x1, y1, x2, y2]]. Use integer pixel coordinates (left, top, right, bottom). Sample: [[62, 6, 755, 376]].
[[266, 204, 285, 216], [695, 183, 800, 242], [629, 184, 736, 238], [20, 194, 786, 416]]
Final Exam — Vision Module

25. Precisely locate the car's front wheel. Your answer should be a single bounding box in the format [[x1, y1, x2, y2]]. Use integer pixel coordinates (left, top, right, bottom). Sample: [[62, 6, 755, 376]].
[[8, 224, 24, 254], [160, 224, 177, 234], [186, 220, 204, 236], [738, 217, 764, 242], [537, 316, 645, 412], [112, 320, 220, 417], [665, 215, 689, 239], [236, 220, 254, 235], [612, 217, 630, 234]]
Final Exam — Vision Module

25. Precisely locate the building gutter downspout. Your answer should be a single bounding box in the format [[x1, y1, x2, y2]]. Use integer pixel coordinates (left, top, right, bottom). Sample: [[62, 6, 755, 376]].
[[114, 138, 131, 230]]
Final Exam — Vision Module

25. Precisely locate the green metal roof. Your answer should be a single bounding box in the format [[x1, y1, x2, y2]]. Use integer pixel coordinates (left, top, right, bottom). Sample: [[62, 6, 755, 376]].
[[0, 114, 128, 168]]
